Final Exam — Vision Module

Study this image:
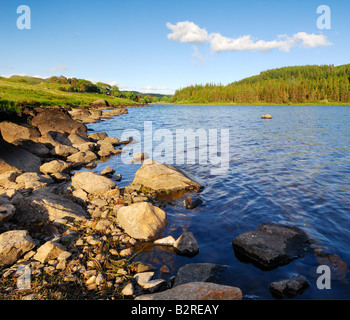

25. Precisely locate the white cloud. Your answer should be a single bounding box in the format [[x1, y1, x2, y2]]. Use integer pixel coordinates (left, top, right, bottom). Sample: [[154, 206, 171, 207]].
[[166, 21, 209, 43], [46, 65, 70, 73], [166, 21, 332, 53], [192, 45, 205, 64]]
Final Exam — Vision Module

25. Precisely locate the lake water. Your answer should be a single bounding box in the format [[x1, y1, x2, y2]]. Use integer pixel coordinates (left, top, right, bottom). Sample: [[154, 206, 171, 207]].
[[87, 104, 350, 299]]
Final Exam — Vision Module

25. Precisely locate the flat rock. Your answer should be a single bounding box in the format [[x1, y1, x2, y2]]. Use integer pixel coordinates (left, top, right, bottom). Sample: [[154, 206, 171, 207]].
[[15, 172, 54, 189], [132, 159, 202, 192], [135, 282, 242, 300], [14, 187, 87, 222], [117, 202, 167, 241], [0, 196, 16, 224], [0, 230, 36, 267], [174, 263, 226, 287], [67, 151, 98, 164], [154, 235, 175, 246], [232, 222, 310, 269], [72, 171, 116, 195], [174, 232, 199, 257]]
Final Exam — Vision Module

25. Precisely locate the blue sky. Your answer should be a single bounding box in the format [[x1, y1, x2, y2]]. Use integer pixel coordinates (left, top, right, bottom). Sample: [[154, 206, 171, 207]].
[[0, 0, 348, 94]]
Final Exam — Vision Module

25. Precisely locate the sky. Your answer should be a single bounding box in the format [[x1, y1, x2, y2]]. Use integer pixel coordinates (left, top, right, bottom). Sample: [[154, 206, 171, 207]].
[[0, 0, 349, 94]]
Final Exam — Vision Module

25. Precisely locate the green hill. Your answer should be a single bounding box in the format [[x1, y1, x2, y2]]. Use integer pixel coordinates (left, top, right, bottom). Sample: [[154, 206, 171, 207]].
[[0, 75, 138, 112], [172, 64, 350, 105]]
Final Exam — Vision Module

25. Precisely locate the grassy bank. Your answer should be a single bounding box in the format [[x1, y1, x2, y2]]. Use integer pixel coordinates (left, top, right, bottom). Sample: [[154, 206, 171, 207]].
[[0, 77, 138, 112]]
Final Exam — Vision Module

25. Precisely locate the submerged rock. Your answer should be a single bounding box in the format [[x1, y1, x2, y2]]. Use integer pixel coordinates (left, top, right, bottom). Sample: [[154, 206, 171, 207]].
[[269, 274, 309, 298], [232, 222, 310, 269], [174, 263, 226, 287], [183, 195, 203, 209]]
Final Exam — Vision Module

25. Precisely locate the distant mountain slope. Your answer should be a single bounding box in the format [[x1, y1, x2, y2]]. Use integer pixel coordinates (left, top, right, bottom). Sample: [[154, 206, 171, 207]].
[[173, 64, 350, 104]]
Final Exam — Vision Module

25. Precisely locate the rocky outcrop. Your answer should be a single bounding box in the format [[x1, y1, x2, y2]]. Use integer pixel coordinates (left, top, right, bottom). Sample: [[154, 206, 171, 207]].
[[31, 109, 87, 136], [132, 159, 202, 193], [117, 202, 167, 241], [232, 223, 310, 269], [71, 171, 117, 195], [135, 282, 242, 300], [0, 230, 36, 267]]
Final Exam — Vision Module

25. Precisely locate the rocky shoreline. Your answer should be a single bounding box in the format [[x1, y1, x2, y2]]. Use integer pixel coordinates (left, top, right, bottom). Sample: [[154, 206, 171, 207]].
[[0, 101, 348, 300]]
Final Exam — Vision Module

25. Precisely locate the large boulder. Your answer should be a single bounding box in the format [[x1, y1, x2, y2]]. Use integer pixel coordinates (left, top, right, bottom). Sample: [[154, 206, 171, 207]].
[[232, 223, 310, 269], [0, 121, 41, 144], [14, 187, 87, 222], [117, 202, 167, 241], [71, 171, 116, 195], [15, 172, 53, 190], [0, 230, 36, 267], [135, 282, 242, 300], [0, 137, 41, 174], [132, 159, 202, 192], [31, 109, 87, 137], [174, 263, 225, 287]]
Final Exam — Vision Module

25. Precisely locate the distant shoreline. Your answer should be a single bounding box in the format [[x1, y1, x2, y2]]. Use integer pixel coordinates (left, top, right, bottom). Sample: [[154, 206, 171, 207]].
[[151, 102, 350, 107]]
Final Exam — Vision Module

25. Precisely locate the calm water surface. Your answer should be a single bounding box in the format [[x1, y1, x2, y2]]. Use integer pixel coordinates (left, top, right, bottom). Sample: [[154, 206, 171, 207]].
[[87, 104, 350, 299]]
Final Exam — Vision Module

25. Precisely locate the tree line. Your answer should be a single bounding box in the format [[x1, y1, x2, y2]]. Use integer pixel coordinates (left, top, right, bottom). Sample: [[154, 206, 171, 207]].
[[172, 64, 350, 104]]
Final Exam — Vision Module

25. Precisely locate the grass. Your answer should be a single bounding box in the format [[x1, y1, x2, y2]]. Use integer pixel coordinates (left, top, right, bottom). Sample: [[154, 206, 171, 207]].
[[0, 77, 138, 112]]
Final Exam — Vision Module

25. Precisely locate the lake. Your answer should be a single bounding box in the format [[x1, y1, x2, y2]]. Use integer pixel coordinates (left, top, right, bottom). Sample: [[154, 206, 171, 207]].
[[87, 104, 350, 299]]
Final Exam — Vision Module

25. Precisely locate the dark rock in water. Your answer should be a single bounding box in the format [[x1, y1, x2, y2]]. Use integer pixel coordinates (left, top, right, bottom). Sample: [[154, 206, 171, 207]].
[[183, 195, 203, 209], [174, 232, 199, 257], [174, 263, 226, 287], [269, 274, 309, 298], [232, 223, 310, 270]]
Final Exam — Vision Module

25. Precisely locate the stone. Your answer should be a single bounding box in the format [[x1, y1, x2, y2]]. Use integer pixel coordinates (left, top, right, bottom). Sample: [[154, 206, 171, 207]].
[[0, 230, 36, 267], [132, 152, 149, 163], [38, 131, 71, 148], [68, 133, 90, 145], [67, 151, 98, 164], [183, 195, 203, 209], [14, 187, 87, 222], [104, 137, 120, 145], [154, 236, 176, 246], [121, 282, 134, 297], [100, 166, 115, 176], [16, 140, 51, 157], [232, 223, 310, 269], [132, 159, 202, 192], [0, 171, 21, 186], [261, 114, 272, 119], [31, 109, 87, 136], [174, 263, 226, 287], [0, 121, 41, 144], [15, 172, 54, 189], [0, 196, 16, 223], [117, 202, 167, 241], [135, 282, 242, 300], [95, 219, 112, 232], [97, 141, 118, 157], [88, 132, 108, 141], [269, 275, 309, 298], [33, 240, 67, 263], [0, 137, 41, 174], [75, 142, 97, 153], [174, 232, 199, 257], [40, 160, 71, 175], [50, 144, 79, 157], [72, 171, 117, 195]]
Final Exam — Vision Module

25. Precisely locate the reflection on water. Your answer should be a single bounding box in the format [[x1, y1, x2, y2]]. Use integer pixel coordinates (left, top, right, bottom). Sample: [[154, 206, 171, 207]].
[[87, 104, 350, 299]]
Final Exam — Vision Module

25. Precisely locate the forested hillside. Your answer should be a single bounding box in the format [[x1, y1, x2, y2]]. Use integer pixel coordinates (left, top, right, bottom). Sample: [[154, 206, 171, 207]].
[[173, 64, 350, 104]]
